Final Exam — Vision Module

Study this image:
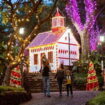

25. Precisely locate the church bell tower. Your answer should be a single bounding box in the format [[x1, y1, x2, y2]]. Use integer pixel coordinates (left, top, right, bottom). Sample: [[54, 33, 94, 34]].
[[52, 8, 65, 33]]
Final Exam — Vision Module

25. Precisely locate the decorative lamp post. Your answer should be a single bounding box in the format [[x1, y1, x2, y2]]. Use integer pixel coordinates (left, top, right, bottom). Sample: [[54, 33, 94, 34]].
[[99, 35, 105, 89], [19, 28, 25, 73], [68, 33, 70, 70]]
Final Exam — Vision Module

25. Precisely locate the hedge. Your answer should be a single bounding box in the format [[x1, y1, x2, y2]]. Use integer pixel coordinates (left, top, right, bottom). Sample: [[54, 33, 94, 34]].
[[0, 86, 32, 105], [86, 92, 105, 105]]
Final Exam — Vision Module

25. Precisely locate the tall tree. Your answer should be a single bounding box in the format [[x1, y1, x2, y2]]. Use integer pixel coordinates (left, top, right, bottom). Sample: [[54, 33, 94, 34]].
[[0, 0, 59, 86], [65, 0, 99, 61]]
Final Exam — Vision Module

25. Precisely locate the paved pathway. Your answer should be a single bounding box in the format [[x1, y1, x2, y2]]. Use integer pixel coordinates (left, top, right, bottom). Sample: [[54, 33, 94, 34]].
[[20, 91, 99, 105]]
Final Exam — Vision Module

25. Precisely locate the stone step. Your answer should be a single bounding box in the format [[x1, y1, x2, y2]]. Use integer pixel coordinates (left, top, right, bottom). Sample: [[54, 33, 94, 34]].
[[24, 73, 68, 92]]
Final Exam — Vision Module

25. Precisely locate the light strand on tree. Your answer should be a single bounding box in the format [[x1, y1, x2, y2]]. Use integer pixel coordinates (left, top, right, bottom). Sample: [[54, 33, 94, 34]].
[[85, 0, 97, 30], [89, 25, 100, 50], [65, 0, 99, 51], [85, 0, 99, 51], [65, 0, 83, 30]]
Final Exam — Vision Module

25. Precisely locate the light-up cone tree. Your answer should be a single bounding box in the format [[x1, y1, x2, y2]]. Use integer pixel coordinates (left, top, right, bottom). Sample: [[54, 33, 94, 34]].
[[66, 0, 99, 61], [1, 0, 58, 86], [86, 61, 99, 91]]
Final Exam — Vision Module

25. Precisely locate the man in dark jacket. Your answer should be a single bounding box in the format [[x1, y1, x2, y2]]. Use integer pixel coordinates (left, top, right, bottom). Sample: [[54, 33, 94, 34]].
[[42, 63, 51, 97]]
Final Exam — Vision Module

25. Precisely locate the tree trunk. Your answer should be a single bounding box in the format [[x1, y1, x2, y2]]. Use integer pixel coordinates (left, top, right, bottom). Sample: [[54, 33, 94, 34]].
[[73, 23, 90, 62], [2, 65, 11, 86], [80, 30, 90, 62]]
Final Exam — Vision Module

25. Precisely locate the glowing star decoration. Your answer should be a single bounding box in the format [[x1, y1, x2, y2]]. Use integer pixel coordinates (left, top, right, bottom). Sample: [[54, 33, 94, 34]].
[[43, 0, 53, 6]]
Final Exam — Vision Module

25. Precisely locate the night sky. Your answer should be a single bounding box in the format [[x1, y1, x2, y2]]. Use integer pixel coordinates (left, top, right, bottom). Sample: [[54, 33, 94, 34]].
[[0, 0, 26, 3]]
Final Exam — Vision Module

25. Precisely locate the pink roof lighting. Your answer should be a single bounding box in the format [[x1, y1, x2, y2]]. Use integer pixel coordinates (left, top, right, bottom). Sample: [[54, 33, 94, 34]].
[[27, 31, 65, 48]]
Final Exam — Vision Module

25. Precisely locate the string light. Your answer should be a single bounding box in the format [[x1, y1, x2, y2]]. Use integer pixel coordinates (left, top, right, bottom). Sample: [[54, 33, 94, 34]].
[[18, 19, 21, 22], [22, 19, 24, 21], [7, 53, 10, 56], [8, 42, 10, 45], [65, 0, 83, 30], [26, 18, 29, 22], [11, 62, 16, 65], [18, 58, 21, 62], [28, 10, 31, 13]]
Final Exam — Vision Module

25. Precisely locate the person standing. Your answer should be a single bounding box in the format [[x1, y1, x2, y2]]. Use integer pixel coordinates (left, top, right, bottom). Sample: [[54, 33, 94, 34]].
[[65, 69, 73, 97], [42, 63, 51, 97], [55, 63, 65, 96]]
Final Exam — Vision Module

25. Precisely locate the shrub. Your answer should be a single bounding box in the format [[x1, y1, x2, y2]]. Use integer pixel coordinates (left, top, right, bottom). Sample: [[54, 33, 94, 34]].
[[0, 86, 25, 94], [98, 75, 104, 89], [73, 73, 103, 90], [73, 72, 87, 90], [86, 92, 105, 105], [0, 86, 32, 105]]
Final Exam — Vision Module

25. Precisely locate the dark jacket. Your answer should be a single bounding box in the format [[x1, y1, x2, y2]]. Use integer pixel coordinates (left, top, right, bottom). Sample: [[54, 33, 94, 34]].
[[42, 66, 50, 77], [55, 70, 64, 80]]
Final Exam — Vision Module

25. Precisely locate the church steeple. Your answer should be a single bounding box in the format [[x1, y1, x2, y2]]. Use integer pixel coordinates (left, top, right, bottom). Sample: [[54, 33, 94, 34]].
[[52, 8, 65, 33]]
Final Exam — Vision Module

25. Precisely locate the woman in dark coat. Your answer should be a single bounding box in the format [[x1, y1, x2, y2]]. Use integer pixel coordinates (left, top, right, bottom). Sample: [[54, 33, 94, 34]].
[[55, 63, 65, 96]]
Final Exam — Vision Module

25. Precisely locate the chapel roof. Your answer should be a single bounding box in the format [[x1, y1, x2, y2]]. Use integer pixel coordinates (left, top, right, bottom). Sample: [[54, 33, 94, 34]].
[[27, 30, 65, 48]]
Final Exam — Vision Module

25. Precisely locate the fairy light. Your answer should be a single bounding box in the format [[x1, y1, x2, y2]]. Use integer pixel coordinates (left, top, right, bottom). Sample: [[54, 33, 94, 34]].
[[26, 18, 29, 22], [28, 10, 31, 13], [18, 19, 21, 22], [22, 19, 24, 21], [7, 53, 10, 56], [8, 42, 10, 45]]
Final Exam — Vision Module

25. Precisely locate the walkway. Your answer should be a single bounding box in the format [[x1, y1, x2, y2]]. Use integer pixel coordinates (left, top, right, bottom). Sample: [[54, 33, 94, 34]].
[[20, 91, 99, 105]]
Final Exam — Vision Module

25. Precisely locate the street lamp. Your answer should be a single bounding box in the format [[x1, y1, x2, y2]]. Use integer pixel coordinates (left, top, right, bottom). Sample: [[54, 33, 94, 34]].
[[19, 27, 25, 35], [19, 27, 25, 86], [100, 36, 105, 43], [99, 35, 105, 89]]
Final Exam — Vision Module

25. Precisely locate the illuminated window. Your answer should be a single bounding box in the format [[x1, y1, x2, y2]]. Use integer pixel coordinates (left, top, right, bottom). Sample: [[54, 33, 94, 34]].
[[60, 19, 64, 26], [34, 54, 38, 64], [48, 51, 53, 63], [52, 19, 57, 27]]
